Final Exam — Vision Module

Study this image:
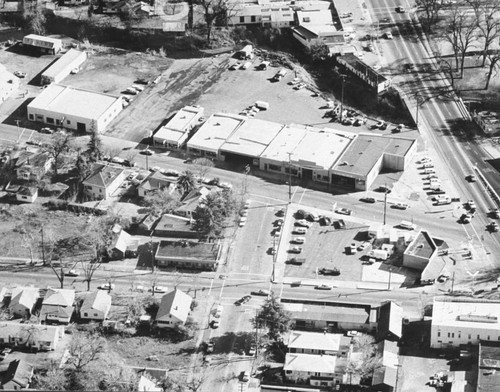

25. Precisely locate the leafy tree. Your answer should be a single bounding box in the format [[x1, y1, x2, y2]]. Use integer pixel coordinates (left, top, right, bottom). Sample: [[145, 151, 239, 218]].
[[75, 148, 93, 182], [196, 0, 237, 44], [87, 129, 103, 162], [308, 39, 329, 62], [33, 362, 66, 391], [192, 189, 236, 239], [253, 293, 291, 341], [416, 0, 442, 32], [177, 170, 197, 197], [192, 157, 214, 182], [143, 189, 181, 216], [42, 132, 73, 178]]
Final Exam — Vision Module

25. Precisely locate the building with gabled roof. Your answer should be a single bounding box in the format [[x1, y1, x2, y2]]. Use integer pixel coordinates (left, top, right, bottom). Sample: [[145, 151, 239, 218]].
[[16, 186, 38, 204], [0, 322, 64, 351], [40, 288, 75, 324], [80, 290, 112, 321], [377, 301, 403, 342], [286, 331, 350, 356], [229, 2, 294, 28], [27, 84, 123, 133], [8, 288, 39, 319], [41, 49, 87, 85], [82, 163, 126, 200], [0, 359, 34, 390], [372, 340, 399, 392], [15, 151, 53, 182], [137, 171, 176, 198], [154, 106, 204, 149], [156, 289, 193, 329], [284, 353, 343, 387]]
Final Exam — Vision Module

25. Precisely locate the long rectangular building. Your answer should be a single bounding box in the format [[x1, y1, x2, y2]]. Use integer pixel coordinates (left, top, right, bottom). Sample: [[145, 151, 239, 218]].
[[27, 84, 123, 133], [23, 34, 62, 55], [41, 49, 87, 85]]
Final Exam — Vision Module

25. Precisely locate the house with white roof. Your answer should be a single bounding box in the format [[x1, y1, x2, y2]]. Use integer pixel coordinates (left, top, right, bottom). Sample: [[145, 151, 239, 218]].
[[8, 288, 39, 319], [0, 322, 64, 351], [286, 331, 350, 356], [372, 340, 399, 392], [229, 2, 294, 28], [40, 288, 75, 324], [431, 297, 500, 348], [41, 49, 87, 85], [154, 106, 204, 149], [22, 34, 62, 54], [284, 353, 342, 387], [80, 290, 112, 321], [156, 289, 193, 329]]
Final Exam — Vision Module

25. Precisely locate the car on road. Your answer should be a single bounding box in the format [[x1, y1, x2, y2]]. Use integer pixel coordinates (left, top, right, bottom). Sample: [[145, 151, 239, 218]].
[[375, 186, 392, 193], [14, 71, 26, 78], [490, 209, 500, 219], [286, 258, 305, 265], [293, 227, 308, 234], [98, 283, 115, 290], [251, 290, 270, 296], [490, 221, 499, 232], [239, 217, 247, 227], [360, 197, 376, 203], [315, 284, 333, 290], [466, 200, 476, 210], [206, 340, 215, 354], [393, 202, 409, 210], [346, 331, 359, 337], [335, 207, 352, 215], [393, 124, 404, 133], [366, 43, 374, 52], [295, 220, 312, 228], [289, 246, 303, 254], [291, 237, 305, 244], [141, 149, 154, 155], [466, 174, 476, 182], [276, 208, 285, 217], [125, 87, 138, 95], [210, 320, 220, 329], [357, 242, 370, 251], [384, 32, 393, 39], [40, 127, 54, 134], [0, 348, 12, 360], [229, 62, 241, 70], [149, 286, 167, 294], [396, 6, 406, 13], [248, 344, 257, 356], [65, 269, 79, 277], [318, 267, 340, 276], [460, 213, 472, 223]]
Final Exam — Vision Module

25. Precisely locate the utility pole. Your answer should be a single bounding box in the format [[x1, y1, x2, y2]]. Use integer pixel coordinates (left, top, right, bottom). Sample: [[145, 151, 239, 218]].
[[40, 227, 45, 265], [383, 187, 388, 225], [388, 267, 392, 290], [244, 164, 250, 194], [146, 154, 149, 171], [271, 235, 277, 282], [339, 74, 347, 123], [287, 152, 293, 204]]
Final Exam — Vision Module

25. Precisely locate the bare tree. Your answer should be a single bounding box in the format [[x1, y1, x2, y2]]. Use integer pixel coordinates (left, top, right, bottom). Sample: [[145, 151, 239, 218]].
[[124, 150, 138, 167], [469, 0, 500, 66], [81, 260, 101, 291], [196, 0, 238, 45], [416, 0, 442, 32], [103, 146, 122, 161], [485, 50, 500, 89], [192, 157, 214, 182], [442, 5, 478, 77], [67, 331, 106, 372]]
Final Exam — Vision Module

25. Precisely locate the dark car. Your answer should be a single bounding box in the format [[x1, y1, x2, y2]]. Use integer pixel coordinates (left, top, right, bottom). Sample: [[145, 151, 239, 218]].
[[361, 197, 376, 203], [318, 267, 341, 276], [235, 295, 251, 306], [276, 208, 285, 217], [375, 186, 392, 194], [286, 258, 305, 265], [296, 209, 308, 219]]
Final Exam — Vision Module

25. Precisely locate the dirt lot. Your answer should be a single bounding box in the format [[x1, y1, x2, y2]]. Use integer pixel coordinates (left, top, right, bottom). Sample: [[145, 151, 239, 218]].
[[283, 218, 371, 281]]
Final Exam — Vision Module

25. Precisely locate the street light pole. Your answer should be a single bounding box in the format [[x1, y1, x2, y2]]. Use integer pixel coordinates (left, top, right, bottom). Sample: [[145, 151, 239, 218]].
[[383, 188, 388, 225], [287, 152, 292, 204], [339, 75, 346, 123], [388, 267, 392, 290]]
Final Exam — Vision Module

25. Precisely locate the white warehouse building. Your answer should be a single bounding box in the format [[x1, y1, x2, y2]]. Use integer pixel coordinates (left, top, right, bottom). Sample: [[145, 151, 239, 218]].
[[27, 84, 123, 133], [154, 106, 204, 149], [41, 49, 87, 85], [431, 297, 500, 349]]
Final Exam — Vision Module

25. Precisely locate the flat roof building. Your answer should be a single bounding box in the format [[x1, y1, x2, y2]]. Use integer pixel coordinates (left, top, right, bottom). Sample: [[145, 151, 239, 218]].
[[403, 230, 437, 271], [431, 297, 500, 349], [155, 240, 221, 271], [41, 49, 87, 85], [154, 106, 204, 149], [27, 84, 123, 133], [187, 113, 245, 158], [337, 54, 391, 94], [478, 340, 500, 392], [22, 34, 62, 55]]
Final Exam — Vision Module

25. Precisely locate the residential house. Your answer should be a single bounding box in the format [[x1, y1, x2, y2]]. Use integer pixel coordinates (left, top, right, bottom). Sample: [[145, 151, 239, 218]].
[[8, 288, 39, 319], [15, 151, 52, 182], [82, 163, 126, 200], [174, 187, 211, 218], [473, 110, 500, 135], [0, 322, 64, 351], [0, 359, 34, 390], [372, 340, 399, 392], [138, 375, 162, 392], [430, 297, 500, 349], [134, 368, 168, 392], [286, 331, 350, 356], [137, 214, 160, 234], [284, 353, 342, 387], [80, 290, 112, 321], [16, 187, 38, 203], [376, 301, 403, 342], [155, 240, 221, 271], [109, 224, 133, 260], [153, 214, 196, 238], [137, 171, 176, 198], [40, 288, 75, 324], [156, 289, 193, 329]]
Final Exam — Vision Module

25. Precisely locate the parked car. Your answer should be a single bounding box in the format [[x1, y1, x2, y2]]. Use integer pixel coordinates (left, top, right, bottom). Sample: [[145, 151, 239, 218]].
[[40, 127, 54, 134], [360, 197, 376, 203], [318, 267, 340, 276], [375, 186, 392, 193], [65, 269, 79, 277], [276, 208, 285, 217], [393, 202, 409, 210], [289, 246, 303, 254], [293, 227, 308, 234], [98, 283, 115, 290], [384, 32, 393, 39], [0, 348, 12, 360], [466, 200, 476, 210], [229, 62, 241, 70], [210, 320, 220, 329], [149, 286, 167, 294], [125, 87, 138, 95], [393, 124, 404, 133], [286, 258, 305, 265], [357, 242, 370, 251], [248, 344, 257, 356], [346, 331, 359, 337], [490, 221, 499, 232], [315, 284, 332, 290], [466, 174, 476, 182], [490, 209, 500, 219], [251, 290, 270, 296], [141, 149, 154, 156], [295, 220, 311, 228], [206, 340, 215, 354], [240, 371, 250, 383], [335, 207, 352, 215], [239, 217, 247, 227], [291, 237, 305, 244], [460, 213, 472, 223], [396, 5, 406, 12], [14, 71, 26, 78]]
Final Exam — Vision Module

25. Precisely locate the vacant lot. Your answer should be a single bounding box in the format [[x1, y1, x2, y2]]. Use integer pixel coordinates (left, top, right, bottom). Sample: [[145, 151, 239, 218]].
[[283, 218, 371, 281]]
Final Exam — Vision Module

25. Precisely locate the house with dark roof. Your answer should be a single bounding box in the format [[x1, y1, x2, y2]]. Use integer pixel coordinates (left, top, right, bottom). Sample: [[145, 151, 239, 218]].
[[15, 151, 53, 182], [82, 163, 126, 200], [153, 214, 196, 238], [155, 240, 221, 271], [0, 359, 34, 390], [174, 187, 211, 218], [156, 289, 192, 329], [8, 287, 39, 319], [377, 301, 403, 342], [137, 171, 176, 198], [40, 288, 75, 324], [80, 290, 112, 321]]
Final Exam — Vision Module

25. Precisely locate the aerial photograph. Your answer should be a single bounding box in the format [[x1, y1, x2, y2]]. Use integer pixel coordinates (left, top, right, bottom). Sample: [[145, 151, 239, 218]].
[[0, 0, 499, 390]]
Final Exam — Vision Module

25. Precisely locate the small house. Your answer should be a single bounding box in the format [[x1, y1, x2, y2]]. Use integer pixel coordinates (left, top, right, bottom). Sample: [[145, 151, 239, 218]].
[[0, 322, 64, 351], [40, 288, 75, 324], [16, 187, 38, 203], [156, 289, 192, 329], [80, 290, 112, 321], [8, 287, 39, 319], [0, 359, 34, 390]]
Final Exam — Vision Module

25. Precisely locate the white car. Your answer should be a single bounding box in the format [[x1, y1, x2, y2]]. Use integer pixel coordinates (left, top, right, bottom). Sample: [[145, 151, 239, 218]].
[[99, 283, 115, 290], [239, 217, 247, 227], [293, 227, 307, 234], [289, 246, 303, 253], [384, 32, 393, 39], [292, 237, 305, 244], [335, 208, 352, 215], [393, 202, 409, 210], [295, 220, 311, 228], [70, 67, 80, 74], [149, 286, 167, 294], [125, 87, 138, 95]]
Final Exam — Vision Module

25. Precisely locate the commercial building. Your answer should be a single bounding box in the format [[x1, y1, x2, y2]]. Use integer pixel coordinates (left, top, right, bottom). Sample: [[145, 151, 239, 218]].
[[155, 240, 221, 271], [27, 84, 123, 133], [230, 2, 294, 28], [473, 110, 500, 135], [22, 34, 62, 55], [0, 64, 19, 104], [41, 49, 87, 85], [153, 106, 204, 149], [330, 134, 416, 190], [430, 297, 500, 349], [337, 54, 391, 94]]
